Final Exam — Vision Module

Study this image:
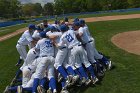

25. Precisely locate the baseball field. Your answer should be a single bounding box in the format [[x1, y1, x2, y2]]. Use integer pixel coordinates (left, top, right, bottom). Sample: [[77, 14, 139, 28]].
[[1, 12, 140, 93]]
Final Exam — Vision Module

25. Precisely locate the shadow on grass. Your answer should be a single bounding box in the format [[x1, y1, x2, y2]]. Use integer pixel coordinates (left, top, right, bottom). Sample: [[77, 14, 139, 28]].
[[68, 79, 104, 93]]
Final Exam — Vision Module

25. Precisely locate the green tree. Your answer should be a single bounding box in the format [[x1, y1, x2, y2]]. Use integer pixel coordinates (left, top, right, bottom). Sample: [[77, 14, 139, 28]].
[[33, 3, 43, 16], [54, 0, 64, 15], [9, 0, 21, 18], [43, 3, 54, 16], [109, 0, 128, 10], [0, 0, 21, 18], [127, 0, 140, 8], [86, 0, 101, 12], [22, 3, 35, 16]]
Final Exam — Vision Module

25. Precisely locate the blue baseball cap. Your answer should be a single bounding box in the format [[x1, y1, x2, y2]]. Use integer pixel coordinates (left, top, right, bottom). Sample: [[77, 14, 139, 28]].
[[28, 24, 36, 30], [73, 18, 79, 22], [44, 27, 50, 32], [73, 21, 80, 26], [79, 19, 85, 25], [39, 31, 46, 38], [50, 26, 57, 31], [60, 25, 68, 32]]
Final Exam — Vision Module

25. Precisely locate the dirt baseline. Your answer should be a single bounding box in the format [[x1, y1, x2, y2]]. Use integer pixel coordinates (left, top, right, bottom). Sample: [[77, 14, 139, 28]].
[[1, 14, 140, 42], [111, 30, 140, 55]]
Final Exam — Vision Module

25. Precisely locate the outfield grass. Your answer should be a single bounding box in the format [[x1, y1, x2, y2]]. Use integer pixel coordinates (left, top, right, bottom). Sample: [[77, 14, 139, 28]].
[[1, 10, 140, 37], [1, 18, 140, 93], [0, 21, 41, 37]]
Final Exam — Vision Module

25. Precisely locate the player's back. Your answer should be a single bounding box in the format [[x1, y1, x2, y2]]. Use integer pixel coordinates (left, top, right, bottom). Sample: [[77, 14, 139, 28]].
[[79, 27, 91, 44], [84, 24, 91, 37], [61, 30, 80, 49], [36, 38, 54, 57], [18, 30, 33, 45], [46, 31, 62, 44], [32, 30, 41, 40]]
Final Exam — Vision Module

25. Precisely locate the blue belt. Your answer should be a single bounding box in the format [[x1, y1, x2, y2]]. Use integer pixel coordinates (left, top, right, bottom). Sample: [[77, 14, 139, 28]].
[[28, 67, 32, 71], [70, 44, 81, 50], [41, 55, 48, 57], [17, 42, 21, 45], [83, 40, 93, 45], [59, 46, 66, 50], [33, 51, 36, 55]]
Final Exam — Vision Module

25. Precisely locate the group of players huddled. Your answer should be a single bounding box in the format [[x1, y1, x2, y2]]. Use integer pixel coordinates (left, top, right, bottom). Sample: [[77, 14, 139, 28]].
[[4, 17, 112, 93]]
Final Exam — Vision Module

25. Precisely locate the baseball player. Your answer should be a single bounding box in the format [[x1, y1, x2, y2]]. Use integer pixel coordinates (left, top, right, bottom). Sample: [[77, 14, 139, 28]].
[[4, 73, 45, 93], [32, 26, 43, 41], [73, 18, 79, 23], [72, 22, 99, 84], [79, 19, 112, 70], [41, 19, 51, 29], [51, 20, 61, 31], [47, 26, 79, 87], [19, 26, 43, 71], [32, 31, 57, 93], [54, 24, 98, 85], [15, 24, 36, 66], [74, 21, 97, 64], [12, 26, 42, 86], [46, 26, 62, 57], [46, 26, 76, 85], [12, 24, 37, 84]]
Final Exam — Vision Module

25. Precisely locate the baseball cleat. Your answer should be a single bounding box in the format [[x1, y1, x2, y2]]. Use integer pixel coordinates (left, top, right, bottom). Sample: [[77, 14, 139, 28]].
[[60, 89, 69, 93], [37, 85, 46, 93], [3, 86, 11, 93], [85, 79, 92, 86], [47, 89, 52, 93], [97, 71, 105, 78], [92, 77, 99, 84], [15, 59, 22, 66], [71, 75, 79, 85], [53, 89, 57, 93], [107, 61, 112, 70], [81, 77, 86, 84], [58, 73, 63, 82], [65, 75, 73, 87], [103, 68, 107, 72], [17, 86, 22, 93]]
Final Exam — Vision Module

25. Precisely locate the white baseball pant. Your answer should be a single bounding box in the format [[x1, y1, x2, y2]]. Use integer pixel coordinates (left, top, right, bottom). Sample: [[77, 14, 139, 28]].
[[16, 43, 27, 61], [34, 56, 55, 79]]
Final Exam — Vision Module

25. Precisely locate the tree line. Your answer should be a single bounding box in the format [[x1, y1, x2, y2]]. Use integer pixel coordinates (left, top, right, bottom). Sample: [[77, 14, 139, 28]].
[[0, 0, 140, 19]]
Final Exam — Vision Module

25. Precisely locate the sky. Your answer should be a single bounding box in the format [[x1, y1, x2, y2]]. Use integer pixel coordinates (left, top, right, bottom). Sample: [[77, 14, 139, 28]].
[[19, 0, 54, 6]]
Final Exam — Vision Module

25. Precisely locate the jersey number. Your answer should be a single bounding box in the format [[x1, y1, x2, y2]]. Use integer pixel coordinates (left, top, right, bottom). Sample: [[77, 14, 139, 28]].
[[65, 34, 74, 42], [45, 41, 52, 47]]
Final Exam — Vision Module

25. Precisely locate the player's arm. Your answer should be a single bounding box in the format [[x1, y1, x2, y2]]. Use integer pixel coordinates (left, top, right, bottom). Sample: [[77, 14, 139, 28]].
[[34, 41, 40, 52], [53, 37, 65, 48], [75, 29, 83, 42], [26, 33, 36, 48], [78, 31, 83, 37], [48, 35, 58, 39], [30, 40, 36, 48], [46, 32, 62, 39]]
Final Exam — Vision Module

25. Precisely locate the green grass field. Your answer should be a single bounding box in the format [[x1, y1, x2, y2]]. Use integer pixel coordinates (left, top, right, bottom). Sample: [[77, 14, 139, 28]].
[[0, 21, 41, 37], [1, 18, 140, 93]]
